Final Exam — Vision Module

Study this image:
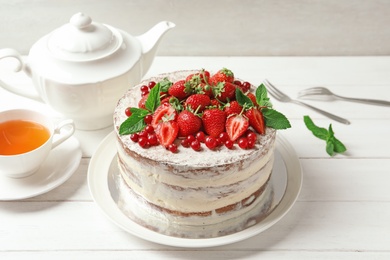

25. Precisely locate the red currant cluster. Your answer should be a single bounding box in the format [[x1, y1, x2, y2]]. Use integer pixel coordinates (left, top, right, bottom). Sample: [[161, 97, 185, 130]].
[[179, 129, 257, 152], [140, 81, 156, 97]]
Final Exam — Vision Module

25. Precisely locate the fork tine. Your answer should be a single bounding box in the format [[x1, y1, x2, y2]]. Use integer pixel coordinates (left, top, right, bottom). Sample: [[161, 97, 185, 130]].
[[264, 79, 288, 100]]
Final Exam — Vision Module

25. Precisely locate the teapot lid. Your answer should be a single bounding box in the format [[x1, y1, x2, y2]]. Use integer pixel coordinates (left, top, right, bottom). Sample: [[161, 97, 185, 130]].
[[47, 13, 123, 62]]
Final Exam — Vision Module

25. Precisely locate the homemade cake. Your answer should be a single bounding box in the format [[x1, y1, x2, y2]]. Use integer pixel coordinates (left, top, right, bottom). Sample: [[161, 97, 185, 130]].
[[113, 69, 290, 238]]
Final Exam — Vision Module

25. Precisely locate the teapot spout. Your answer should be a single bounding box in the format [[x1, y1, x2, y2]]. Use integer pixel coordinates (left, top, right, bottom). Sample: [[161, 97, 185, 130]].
[[136, 21, 175, 75]]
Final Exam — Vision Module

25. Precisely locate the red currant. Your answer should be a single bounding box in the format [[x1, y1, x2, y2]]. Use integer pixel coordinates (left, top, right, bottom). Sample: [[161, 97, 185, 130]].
[[130, 133, 139, 142], [147, 134, 158, 146], [225, 140, 234, 149], [168, 143, 178, 153], [125, 107, 132, 117], [141, 90, 149, 96], [190, 140, 201, 151], [148, 81, 156, 89], [238, 137, 248, 149], [181, 138, 190, 148], [186, 135, 196, 143], [140, 85, 149, 92], [138, 130, 148, 138], [138, 136, 148, 148], [247, 132, 257, 143], [205, 136, 217, 149], [144, 114, 153, 125], [233, 80, 242, 87], [247, 139, 255, 149], [195, 131, 206, 143], [218, 132, 229, 143], [145, 125, 155, 134], [241, 81, 251, 92]]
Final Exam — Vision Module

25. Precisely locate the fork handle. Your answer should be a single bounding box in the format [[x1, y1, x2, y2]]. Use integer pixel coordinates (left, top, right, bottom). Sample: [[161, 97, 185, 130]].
[[336, 95, 390, 107], [293, 100, 351, 125]]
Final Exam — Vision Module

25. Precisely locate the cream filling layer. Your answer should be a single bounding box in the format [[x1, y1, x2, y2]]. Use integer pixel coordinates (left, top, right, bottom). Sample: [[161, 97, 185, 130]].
[[117, 141, 274, 188], [118, 176, 273, 227], [118, 146, 274, 212]]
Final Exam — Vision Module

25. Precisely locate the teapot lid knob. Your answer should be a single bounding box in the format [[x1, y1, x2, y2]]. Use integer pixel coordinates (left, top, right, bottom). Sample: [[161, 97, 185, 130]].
[[70, 12, 92, 29], [46, 13, 123, 62]]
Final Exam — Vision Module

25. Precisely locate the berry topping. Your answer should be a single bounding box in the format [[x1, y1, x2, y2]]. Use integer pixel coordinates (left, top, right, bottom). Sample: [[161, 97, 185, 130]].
[[151, 103, 177, 128], [184, 94, 211, 112], [168, 80, 192, 99], [245, 108, 265, 135], [226, 114, 249, 142], [202, 108, 227, 137], [118, 68, 291, 152], [177, 110, 202, 137], [155, 121, 179, 147], [125, 107, 132, 117], [209, 68, 234, 85]]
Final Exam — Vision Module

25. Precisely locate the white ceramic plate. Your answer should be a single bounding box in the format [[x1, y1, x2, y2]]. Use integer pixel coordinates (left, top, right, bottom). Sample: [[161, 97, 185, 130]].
[[88, 132, 302, 248], [0, 137, 82, 201]]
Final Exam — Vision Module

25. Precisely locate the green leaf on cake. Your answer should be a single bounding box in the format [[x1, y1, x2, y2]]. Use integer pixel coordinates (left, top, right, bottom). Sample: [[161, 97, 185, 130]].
[[262, 108, 291, 129], [256, 83, 273, 108], [145, 83, 161, 112], [236, 88, 253, 107], [119, 108, 149, 135]]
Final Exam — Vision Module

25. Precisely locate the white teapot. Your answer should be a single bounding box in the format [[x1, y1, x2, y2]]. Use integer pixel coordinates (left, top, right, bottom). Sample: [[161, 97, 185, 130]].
[[0, 13, 175, 130]]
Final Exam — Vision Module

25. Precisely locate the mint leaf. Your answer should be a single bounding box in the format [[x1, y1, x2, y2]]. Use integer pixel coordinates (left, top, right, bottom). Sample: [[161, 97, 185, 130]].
[[119, 108, 149, 135], [256, 83, 272, 108], [333, 138, 347, 153], [303, 115, 347, 156], [145, 83, 161, 112], [159, 78, 173, 93], [303, 115, 328, 140], [326, 141, 335, 156], [262, 108, 291, 129], [236, 88, 253, 107]]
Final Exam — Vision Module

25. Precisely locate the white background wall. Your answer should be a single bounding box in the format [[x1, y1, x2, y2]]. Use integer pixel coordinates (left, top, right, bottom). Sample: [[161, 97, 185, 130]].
[[0, 0, 389, 56]]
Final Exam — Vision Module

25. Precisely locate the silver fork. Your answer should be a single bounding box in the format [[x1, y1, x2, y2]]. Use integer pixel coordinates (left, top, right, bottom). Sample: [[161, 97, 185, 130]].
[[298, 86, 390, 107], [263, 79, 351, 125]]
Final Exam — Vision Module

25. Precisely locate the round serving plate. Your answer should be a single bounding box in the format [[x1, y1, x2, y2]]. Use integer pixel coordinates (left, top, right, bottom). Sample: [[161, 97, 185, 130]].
[[88, 131, 302, 248]]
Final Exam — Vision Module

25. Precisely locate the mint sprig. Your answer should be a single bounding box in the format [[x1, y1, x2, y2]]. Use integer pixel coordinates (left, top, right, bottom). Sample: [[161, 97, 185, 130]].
[[303, 115, 347, 156], [145, 82, 161, 112], [256, 83, 273, 108], [119, 79, 173, 135], [236, 84, 291, 130], [119, 108, 149, 135]]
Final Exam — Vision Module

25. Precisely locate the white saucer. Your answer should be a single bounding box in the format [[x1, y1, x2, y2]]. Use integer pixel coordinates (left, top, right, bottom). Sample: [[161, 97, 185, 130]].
[[88, 132, 302, 248], [0, 136, 82, 201]]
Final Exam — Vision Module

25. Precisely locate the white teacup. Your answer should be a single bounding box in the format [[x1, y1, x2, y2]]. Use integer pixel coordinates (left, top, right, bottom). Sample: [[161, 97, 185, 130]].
[[0, 109, 75, 178]]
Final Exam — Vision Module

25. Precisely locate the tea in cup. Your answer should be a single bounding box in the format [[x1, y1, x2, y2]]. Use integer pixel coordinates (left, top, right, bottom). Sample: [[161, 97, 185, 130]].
[[0, 109, 75, 178]]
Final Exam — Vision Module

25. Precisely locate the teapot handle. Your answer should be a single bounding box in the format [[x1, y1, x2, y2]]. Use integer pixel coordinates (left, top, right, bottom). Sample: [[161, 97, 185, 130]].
[[0, 48, 42, 102]]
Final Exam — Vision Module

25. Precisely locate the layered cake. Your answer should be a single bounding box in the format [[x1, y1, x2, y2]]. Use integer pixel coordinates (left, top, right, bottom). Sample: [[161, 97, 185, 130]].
[[113, 69, 290, 238]]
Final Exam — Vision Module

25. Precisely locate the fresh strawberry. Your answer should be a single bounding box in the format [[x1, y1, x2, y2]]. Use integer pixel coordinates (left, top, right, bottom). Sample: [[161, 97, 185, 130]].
[[245, 108, 266, 134], [213, 82, 237, 102], [185, 70, 210, 84], [155, 121, 179, 147], [202, 108, 227, 137], [195, 82, 213, 97], [210, 99, 221, 108], [246, 93, 258, 106], [138, 94, 148, 109], [177, 110, 202, 137], [168, 80, 192, 99], [226, 114, 249, 142], [209, 68, 234, 85], [160, 95, 173, 104], [185, 94, 211, 112], [224, 101, 243, 117], [151, 103, 177, 128]]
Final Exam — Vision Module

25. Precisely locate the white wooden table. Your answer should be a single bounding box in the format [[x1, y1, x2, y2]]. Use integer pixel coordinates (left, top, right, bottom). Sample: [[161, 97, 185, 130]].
[[1, 57, 389, 259]]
